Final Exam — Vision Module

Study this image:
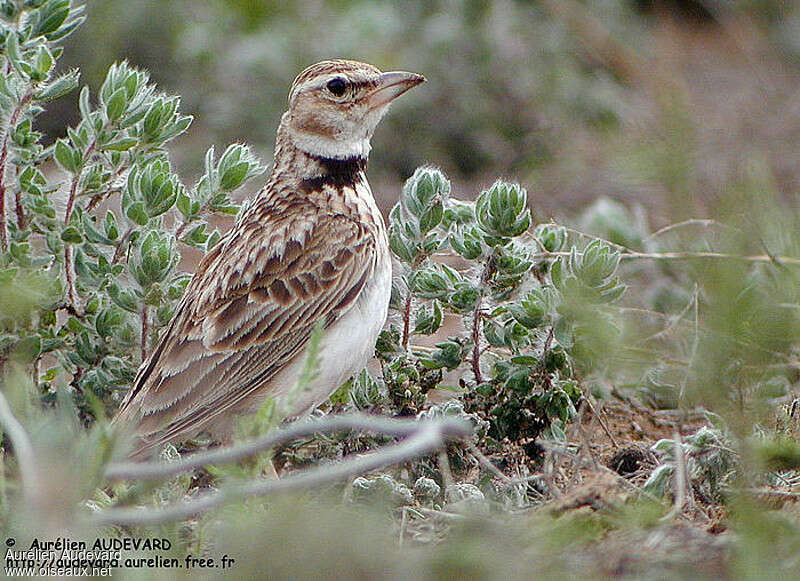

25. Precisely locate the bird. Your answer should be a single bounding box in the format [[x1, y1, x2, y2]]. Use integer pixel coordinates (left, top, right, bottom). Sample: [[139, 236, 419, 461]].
[[113, 59, 425, 459]]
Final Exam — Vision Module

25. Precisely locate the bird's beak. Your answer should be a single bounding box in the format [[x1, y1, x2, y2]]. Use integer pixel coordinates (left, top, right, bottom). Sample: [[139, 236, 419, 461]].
[[368, 71, 425, 109]]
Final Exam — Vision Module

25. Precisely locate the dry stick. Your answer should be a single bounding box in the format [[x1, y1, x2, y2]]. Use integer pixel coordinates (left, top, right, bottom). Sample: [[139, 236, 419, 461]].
[[399, 507, 409, 548], [584, 396, 619, 449], [415, 507, 466, 521], [13, 178, 25, 230], [544, 441, 665, 505], [530, 249, 800, 267], [640, 284, 699, 345], [661, 431, 688, 523], [471, 257, 494, 384], [694, 0, 773, 93], [401, 292, 413, 349], [94, 422, 468, 527], [63, 174, 82, 313], [105, 415, 471, 481], [111, 227, 134, 264], [542, 445, 563, 499], [680, 285, 701, 402], [618, 250, 800, 266], [465, 440, 513, 485], [62, 137, 99, 314], [746, 489, 800, 502], [63, 171, 82, 228], [438, 448, 455, 491], [465, 441, 554, 491], [64, 245, 78, 313], [470, 300, 483, 384], [577, 410, 601, 472], [549, 399, 587, 492], [539, 0, 646, 85], [140, 305, 149, 362], [524, 222, 800, 267], [0, 390, 38, 502]]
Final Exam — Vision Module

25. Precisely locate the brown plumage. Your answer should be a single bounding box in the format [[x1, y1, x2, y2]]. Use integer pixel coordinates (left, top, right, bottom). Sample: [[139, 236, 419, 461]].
[[114, 60, 424, 458]]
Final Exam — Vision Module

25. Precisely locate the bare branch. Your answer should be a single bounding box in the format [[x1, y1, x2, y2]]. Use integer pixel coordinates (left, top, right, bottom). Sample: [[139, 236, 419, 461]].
[[93, 420, 471, 527], [531, 249, 800, 267], [105, 414, 472, 481]]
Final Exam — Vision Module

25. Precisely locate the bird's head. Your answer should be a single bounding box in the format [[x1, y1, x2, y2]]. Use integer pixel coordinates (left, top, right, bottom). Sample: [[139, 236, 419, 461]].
[[283, 59, 425, 160]]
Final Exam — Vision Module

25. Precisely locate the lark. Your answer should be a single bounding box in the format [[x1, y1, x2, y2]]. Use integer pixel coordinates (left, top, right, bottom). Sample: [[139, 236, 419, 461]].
[[114, 60, 425, 458]]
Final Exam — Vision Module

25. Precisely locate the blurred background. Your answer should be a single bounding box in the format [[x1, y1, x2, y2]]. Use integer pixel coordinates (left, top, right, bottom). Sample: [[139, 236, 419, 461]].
[[3, 4, 799, 576], [45, 0, 800, 223]]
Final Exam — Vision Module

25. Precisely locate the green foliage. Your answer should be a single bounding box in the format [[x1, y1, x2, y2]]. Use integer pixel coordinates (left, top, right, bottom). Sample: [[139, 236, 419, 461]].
[[644, 423, 738, 502], [0, 1, 263, 418], [1, 3, 800, 579], [351, 474, 413, 508], [381, 167, 624, 447]]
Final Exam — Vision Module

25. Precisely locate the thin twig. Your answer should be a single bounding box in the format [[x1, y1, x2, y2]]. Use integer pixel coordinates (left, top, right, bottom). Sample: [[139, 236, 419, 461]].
[[438, 448, 455, 491], [584, 396, 619, 448], [680, 285, 701, 401], [140, 305, 149, 362], [531, 249, 800, 267], [524, 222, 630, 253], [111, 227, 134, 263], [539, 0, 646, 84], [470, 302, 483, 384], [0, 390, 38, 501], [63, 245, 80, 315], [577, 413, 600, 471], [106, 415, 472, 481], [399, 507, 409, 548], [401, 292, 413, 349], [640, 284, 699, 345], [415, 506, 466, 521], [644, 218, 739, 242], [94, 421, 468, 526], [541, 443, 566, 498], [63, 172, 81, 227], [0, 90, 33, 252], [470, 257, 494, 384], [465, 441, 512, 484], [521, 222, 800, 267], [13, 182, 25, 231], [551, 399, 588, 488], [745, 488, 800, 501], [465, 441, 561, 491], [62, 172, 85, 314]]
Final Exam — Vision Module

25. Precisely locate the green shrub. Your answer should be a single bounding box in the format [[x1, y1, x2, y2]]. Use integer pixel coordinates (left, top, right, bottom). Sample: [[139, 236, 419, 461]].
[[1, 2, 800, 579]]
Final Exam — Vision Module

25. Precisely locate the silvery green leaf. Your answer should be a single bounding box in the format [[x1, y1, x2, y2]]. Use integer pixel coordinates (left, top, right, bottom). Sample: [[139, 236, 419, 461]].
[[35, 68, 79, 102]]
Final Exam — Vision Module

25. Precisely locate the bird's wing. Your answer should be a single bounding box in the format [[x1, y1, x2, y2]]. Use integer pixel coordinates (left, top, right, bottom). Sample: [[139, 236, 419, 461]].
[[117, 203, 376, 453]]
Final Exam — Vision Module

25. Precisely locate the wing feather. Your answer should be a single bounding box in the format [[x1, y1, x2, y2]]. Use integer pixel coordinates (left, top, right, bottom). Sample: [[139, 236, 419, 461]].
[[116, 204, 376, 455]]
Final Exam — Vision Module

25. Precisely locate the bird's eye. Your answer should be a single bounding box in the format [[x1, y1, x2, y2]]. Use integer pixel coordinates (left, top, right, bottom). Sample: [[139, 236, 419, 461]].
[[326, 77, 348, 97]]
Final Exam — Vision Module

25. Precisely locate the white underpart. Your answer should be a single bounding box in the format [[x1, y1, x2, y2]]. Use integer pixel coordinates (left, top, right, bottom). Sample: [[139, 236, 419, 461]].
[[265, 243, 392, 416], [233, 177, 392, 417]]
